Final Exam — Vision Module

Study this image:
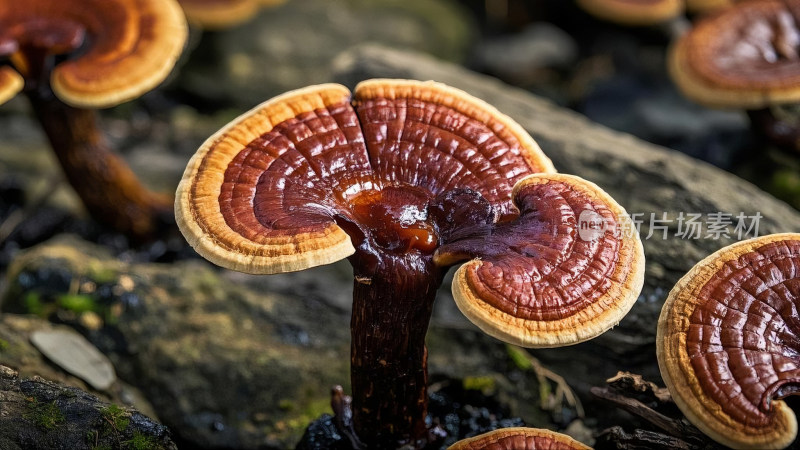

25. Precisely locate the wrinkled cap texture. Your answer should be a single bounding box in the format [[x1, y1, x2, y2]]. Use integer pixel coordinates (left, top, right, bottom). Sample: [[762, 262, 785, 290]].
[[447, 427, 591, 450], [657, 233, 800, 449], [670, 0, 800, 109], [576, 0, 683, 25], [0, 0, 187, 108], [176, 79, 644, 347], [438, 173, 644, 348], [178, 0, 285, 29]]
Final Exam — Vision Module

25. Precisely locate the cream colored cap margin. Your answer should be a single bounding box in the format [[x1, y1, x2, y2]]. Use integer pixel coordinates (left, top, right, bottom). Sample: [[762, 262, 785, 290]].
[[657, 233, 800, 449], [175, 84, 357, 275], [447, 427, 591, 450], [451, 173, 645, 348]]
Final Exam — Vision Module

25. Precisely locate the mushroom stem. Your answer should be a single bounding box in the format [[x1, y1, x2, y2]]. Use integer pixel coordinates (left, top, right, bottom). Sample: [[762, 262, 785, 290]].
[[23, 76, 173, 242], [349, 250, 444, 449]]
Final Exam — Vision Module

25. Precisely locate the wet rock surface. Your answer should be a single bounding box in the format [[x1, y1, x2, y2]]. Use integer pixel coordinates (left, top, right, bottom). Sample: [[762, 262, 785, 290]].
[[1, 236, 561, 449], [0, 364, 175, 450]]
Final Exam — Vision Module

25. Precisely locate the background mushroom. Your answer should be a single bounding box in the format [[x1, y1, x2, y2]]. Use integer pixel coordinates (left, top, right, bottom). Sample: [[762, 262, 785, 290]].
[[447, 427, 590, 450], [657, 233, 800, 449], [669, 0, 800, 152], [0, 0, 187, 241], [178, 0, 286, 30], [575, 0, 684, 26], [176, 79, 644, 448]]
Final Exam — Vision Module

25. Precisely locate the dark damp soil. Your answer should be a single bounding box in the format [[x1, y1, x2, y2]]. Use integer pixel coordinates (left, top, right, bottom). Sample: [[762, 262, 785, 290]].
[[295, 376, 525, 450]]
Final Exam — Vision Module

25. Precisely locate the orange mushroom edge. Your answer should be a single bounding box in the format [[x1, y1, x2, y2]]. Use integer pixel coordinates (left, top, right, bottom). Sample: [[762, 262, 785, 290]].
[[0, 37, 22, 105], [657, 233, 800, 449], [178, 0, 264, 30], [669, 0, 800, 109], [576, 0, 684, 26], [447, 427, 591, 450], [175, 78, 643, 448], [0, 67, 23, 105]]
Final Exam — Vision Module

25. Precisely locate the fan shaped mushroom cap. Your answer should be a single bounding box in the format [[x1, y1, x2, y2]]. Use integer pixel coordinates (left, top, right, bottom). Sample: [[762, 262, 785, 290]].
[[670, 0, 800, 109], [175, 79, 555, 275], [447, 427, 590, 450], [438, 173, 645, 348], [0, 0, 187, 108], [657, 233, 800, 449], [576, 0, 683, 25]]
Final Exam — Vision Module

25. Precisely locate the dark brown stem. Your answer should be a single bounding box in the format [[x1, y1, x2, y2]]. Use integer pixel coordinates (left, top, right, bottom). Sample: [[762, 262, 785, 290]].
[[24, 86, 173, 242], [348, 249, 444, 449]]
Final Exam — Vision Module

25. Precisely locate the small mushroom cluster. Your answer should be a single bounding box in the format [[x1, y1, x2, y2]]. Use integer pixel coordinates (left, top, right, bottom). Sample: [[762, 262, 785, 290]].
[[658, 233, 800, 449], [0, 0, 187, 240], [176, 78, 645, 448]]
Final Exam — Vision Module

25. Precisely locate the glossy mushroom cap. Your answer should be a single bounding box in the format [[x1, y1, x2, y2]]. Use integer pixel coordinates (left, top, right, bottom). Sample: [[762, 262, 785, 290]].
[[176, 79, 643, 347], [437, 173, 644, 348], [670, 0, 800, 109], [657, 233, 800, 449], [0, 0, 187, 108], [447, 427, 590, 450], [576, 0, 683, 25], [176, 79, 554, 274], [178, 0, 285, 29]]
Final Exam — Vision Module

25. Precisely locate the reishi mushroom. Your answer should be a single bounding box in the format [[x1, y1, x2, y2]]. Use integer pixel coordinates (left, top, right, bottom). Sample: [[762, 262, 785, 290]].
[[176, 79, 645, 448], [0, 0, 187, 241], [178, 0, 286, 30], [657, 233, 800, 449], [669, 0, 800, 152], [447, 427, 590, 450], [576, 0, 684, 26], [669, 0, 800, 109]]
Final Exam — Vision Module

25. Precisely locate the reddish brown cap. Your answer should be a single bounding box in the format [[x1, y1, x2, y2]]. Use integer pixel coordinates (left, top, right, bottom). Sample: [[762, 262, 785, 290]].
[[436, 173, 645, 348], [0, 0, 187, 108], [657, 233, 800, 449], [576, 0, 683, 25], [175, 79, 555, 274], [670, 0, 800, 109], [178, 0, 286, 29], [448, 427, 590, 450]]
